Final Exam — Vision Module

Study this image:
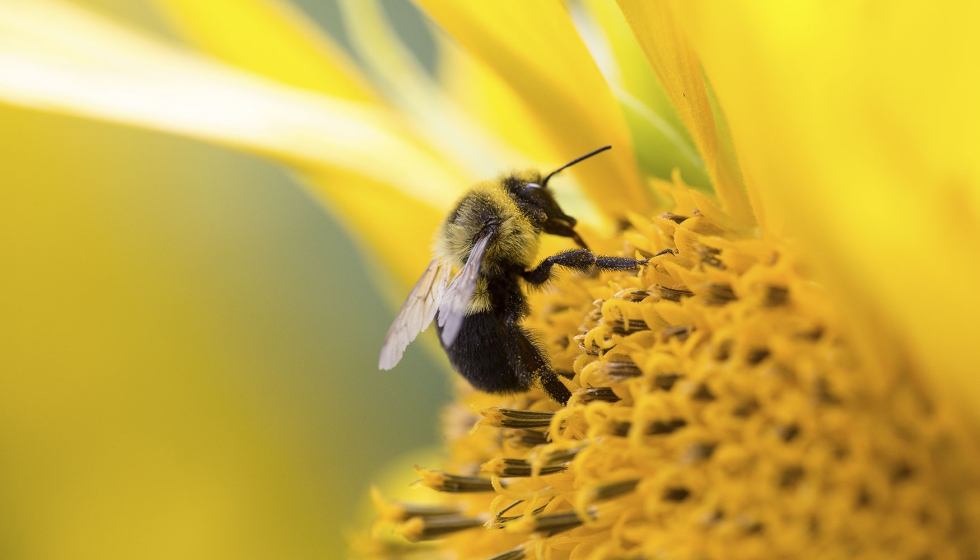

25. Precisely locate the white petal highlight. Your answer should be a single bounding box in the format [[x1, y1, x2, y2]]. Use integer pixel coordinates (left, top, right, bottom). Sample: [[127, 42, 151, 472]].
[[0, 0, 465, 208]]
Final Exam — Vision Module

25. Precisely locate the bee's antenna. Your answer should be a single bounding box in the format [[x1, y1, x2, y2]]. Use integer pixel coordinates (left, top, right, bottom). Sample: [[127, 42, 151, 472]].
[[541, 145, 612, 187]]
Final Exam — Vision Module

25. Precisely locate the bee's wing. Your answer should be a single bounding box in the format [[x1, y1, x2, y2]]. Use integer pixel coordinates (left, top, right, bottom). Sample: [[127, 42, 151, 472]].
[[378, 258, 452, 370], [437, 228, 495, 348]]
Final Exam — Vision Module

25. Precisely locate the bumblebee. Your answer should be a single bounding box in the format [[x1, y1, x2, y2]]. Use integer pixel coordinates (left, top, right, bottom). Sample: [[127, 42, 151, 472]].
[[378, 147, 647, 405]]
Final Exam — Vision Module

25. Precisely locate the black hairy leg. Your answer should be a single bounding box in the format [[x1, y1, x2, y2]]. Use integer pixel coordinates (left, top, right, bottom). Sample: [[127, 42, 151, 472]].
[[538, 368, 571, 405], [521, 249, 648, 286], [505, 323, 571, 405]]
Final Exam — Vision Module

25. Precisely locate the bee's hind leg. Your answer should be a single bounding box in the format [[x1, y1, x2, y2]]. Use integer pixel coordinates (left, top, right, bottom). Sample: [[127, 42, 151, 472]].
[[538, 368, 572, 405], [507, 323, 571, 405]]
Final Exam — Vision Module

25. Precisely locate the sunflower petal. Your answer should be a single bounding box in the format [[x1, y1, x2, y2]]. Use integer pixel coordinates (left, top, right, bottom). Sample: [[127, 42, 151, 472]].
[[413, 0, 657, 218], [435, 30, 559, 166], [573, 0, 710, 190], [152, 0, 376, 101], [615, 0, 756, 227], [673, 1, 980, 422], [0, 0, 464, 211], [337, 0, 514, 179]]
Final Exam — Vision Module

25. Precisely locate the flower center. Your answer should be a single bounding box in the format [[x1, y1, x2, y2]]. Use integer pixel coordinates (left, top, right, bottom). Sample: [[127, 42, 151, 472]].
[[363, 183, 980, 560]]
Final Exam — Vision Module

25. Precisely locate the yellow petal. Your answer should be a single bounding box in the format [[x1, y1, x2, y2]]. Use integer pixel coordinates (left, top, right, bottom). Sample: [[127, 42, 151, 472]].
[[673, 2, 980, 422], [0, 0, 465, 210], [0, 104, 344, 558], [152, 0, 377, 101], [615, 0, 757, 228], [432, 32, 608, 229], [413, 0, 657, 218], [337, 0, 514, 179], [574, 0, 710, 190], [435, 30, 560, 166]]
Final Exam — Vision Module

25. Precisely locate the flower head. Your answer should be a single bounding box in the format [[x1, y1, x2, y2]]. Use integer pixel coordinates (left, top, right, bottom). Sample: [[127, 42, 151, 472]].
[[4, 1, 979, 559]]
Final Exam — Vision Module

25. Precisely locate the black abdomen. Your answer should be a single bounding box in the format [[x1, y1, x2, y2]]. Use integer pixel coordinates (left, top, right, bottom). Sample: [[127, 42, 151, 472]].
[[436, 311, 541, 395], [436, 311, 572, 404]]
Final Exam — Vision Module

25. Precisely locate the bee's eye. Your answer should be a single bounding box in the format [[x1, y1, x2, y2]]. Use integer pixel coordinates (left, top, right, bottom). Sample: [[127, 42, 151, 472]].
[[521, 183, 542, 196]]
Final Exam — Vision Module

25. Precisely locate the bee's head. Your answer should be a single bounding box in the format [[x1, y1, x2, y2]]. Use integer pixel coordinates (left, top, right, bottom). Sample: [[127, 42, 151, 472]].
[[507, 178, 584, 248], [506, 146, 612, 250]]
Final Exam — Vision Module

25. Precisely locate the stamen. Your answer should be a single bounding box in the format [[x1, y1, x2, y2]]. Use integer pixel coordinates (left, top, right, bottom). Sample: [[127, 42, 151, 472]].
[[396, 514, 487, 541], [662, 325, 694, 341], [482, 446, 583, 477], [610, 318, 650, 335], [659, 213, 689, 224], [779, 466, 805, 488], [622, 290, 650, 302], [494, 503, 547, 525], [524, 511, 586, 535], [597, 358, 643, 379], [699, 246, 725, 269], [691, 383, 716, 401], [663, 487, 691, 501], [655, 285, 694, 302], [508, 430, 550, 447], [540, 446, 584, 464], [775, 423, 800, 442], [654, 373, 683, 390], [584, 478, 640, 502], [483, 457, 567, 477], [610, 421, 631, 436], [415, 468, 497, 493], [371, 489, 462, 521], [681, 442, 717, 462], [763, 285, 790, 307], [646, 418, 687, 435], [478, 408, 555, 429], [746, 347, 770, 364], [705, 283, 737, 304], [580, 387, 620, 403]]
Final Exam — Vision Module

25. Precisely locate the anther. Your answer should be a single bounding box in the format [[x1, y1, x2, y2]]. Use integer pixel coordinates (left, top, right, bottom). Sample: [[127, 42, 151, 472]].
[[397, 514, 487, 541], [646, 418, 687, 435], [662, 325, 695, 342], [656, 285, 694, 302], [663, 487, 691, 501], [610, 318, 650, 335], [598, 358, 642, 379], [581, 387, 621, 403], [763, 285, 790, 307], [483, 458, 567, 477], [705, 283, 737, 304], [415, 468, 497, 493], [584, 478, 640, 502], [654, 373, 683, 390], [526, 511, 586, 535], [479, 408, 555, 429]]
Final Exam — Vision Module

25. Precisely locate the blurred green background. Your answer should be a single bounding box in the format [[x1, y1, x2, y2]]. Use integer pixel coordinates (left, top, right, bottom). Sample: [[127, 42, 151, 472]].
[[0, 1, 450, 558]]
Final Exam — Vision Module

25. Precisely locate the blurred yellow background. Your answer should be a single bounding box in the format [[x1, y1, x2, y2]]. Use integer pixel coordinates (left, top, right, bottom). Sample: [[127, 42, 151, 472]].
[[0, 1, 450, 558]]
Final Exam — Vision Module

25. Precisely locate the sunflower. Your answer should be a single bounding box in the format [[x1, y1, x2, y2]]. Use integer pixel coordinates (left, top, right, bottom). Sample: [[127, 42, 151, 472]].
[[3, 1, 979, 559]]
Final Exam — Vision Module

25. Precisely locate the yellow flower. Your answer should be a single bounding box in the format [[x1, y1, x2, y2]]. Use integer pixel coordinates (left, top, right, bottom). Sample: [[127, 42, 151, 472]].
[[3, 1, 979, 559]]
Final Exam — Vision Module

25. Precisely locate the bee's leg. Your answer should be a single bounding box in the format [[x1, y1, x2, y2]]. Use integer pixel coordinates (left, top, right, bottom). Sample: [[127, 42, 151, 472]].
[[522, 250, 648, 286], [538, 368, 572, 405], [506, 323, 571, 405], [594, 255, 651, 270]]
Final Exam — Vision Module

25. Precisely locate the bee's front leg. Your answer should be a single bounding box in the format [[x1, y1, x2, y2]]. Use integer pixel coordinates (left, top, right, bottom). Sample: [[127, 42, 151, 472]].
[[522, 250, 647, 286]]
